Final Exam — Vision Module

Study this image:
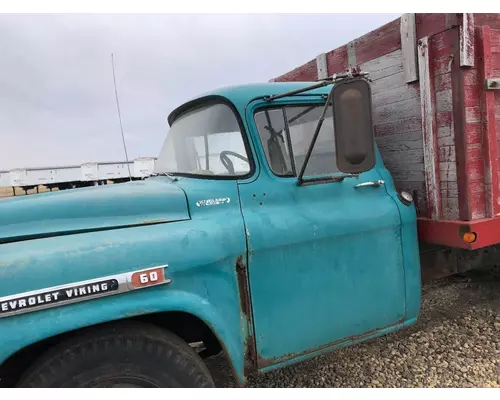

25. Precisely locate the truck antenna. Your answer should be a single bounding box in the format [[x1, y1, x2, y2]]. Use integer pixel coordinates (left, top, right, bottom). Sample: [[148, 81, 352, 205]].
[[111, 53, 132, 181]]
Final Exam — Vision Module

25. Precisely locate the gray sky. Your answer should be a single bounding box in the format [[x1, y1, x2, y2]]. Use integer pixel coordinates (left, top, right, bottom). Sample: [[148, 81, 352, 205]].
[[0, 13, 400, 170]]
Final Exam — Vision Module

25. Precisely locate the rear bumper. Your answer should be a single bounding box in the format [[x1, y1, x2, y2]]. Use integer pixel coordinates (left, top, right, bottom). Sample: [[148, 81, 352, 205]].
[[418, 217, 500, 250]]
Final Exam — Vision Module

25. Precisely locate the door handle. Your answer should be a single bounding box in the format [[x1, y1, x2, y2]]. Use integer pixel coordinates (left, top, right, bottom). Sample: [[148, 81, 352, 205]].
[[354, 180, 385, 189]]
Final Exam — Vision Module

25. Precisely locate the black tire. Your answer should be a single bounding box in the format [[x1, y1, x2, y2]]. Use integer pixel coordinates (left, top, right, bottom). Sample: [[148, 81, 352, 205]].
[[17, 321, 215, 388]]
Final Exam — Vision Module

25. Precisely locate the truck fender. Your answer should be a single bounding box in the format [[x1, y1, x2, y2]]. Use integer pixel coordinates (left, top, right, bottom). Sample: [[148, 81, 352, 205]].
[[0, 288, 249, 386]]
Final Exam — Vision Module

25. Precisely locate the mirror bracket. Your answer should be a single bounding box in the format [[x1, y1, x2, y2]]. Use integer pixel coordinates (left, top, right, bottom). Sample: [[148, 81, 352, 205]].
[[297, 68, 373, 186]]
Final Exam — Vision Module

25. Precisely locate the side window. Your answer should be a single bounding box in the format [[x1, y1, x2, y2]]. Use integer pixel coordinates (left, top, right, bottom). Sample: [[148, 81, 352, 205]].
[[254, 105, 337, 177], [254, 109, 293, 176]]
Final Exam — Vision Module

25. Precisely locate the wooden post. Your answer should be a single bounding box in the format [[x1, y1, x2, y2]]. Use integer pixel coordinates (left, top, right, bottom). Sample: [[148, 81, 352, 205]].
[[347, 41, 356, 68], [418, 37, 442, 220], [316, 53, 328, 80], [401, 13, 418, 83], [460, 14, 475, 67]]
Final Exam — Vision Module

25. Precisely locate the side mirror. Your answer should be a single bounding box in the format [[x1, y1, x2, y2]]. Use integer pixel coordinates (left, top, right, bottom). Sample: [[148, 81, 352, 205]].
[[332, 79, 376, 174]]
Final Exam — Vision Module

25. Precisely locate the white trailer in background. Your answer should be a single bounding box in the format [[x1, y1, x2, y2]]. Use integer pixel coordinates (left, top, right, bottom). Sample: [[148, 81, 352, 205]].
[[9, 166, 81, 193], [0, 171, 9, 188], [80, 161, 134, 184], [80, 163, 100, 183], [0, 157, 157, 196], [133, 157, 157, 178]]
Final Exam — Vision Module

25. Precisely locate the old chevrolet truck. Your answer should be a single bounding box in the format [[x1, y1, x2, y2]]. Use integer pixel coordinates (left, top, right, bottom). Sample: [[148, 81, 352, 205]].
[[0, 13, 499, 388]]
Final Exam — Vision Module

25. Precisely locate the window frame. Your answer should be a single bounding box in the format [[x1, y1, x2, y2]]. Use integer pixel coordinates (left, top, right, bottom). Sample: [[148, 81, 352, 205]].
[[162, 96, 256, 181], [253, 101, 335, 179]]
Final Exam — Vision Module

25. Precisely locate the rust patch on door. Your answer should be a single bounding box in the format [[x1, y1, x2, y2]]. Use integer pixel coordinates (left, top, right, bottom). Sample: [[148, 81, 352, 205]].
[[257, 321, 404, 369], [235, 255, 257, 376]]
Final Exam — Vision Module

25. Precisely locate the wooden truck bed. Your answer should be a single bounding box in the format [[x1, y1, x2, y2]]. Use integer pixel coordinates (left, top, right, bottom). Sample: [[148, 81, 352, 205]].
[[271, 13, 500, 250]]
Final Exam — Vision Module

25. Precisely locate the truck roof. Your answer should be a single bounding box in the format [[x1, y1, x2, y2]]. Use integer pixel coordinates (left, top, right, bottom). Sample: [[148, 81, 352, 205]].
[[167, 82, 331, 125]]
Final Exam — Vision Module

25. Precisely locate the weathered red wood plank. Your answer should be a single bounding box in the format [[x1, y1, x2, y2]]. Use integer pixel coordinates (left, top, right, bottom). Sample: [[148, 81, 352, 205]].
[[325, 46, 348, 75], [464, 84, 481, 107], [361, 50, 404, 79], [467, 143, 483, 160], [441, 198, 460, 220], [438, 133, 454, 147], [469, 181, 485, 195], [491, 29, 500, 53], [463, 68, 479, 86], [447, 25, 474, 221], [470, 190, 487, 220], [474, 14, 500, 30], [373, 97, 421, 125], [416, 14, 447, 40], [376, 132, 423, 151], [440, 162, 457, 181], [496, 93, 500, 124], [355, 19, 401, 65], [436, 89, 453, 113], [432, 29, 458, 60], [465, 123, 482, 144], [478, 26, 500, 217], [468, 158, 485, 180], [434, 73, 452, 92], [439, 146, 456, 162], [374, 116, 422, 137], [372, 83, 419, 106], [441, 181, 458, 198], [274, 59, 317, 82], [437, 111, 453, 127], [465, 106, 481, 123], [433, 56, 454, 77], [438, 124, 452, 139], [492, 53, 500, 70], [382, 148, 424, 165], [467, 179, 486, 221]]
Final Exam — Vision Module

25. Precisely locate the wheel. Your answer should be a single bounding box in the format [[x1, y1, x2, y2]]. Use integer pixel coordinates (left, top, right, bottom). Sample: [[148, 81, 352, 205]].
[[17, 321, 215, 388]]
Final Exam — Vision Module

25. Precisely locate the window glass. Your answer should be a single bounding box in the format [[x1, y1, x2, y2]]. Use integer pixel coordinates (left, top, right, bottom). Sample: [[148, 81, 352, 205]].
[[254, 105, 337, 177]]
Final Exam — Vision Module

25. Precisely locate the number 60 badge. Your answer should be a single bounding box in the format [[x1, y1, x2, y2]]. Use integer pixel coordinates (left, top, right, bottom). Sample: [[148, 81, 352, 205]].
[[130, 266, 171, 289]]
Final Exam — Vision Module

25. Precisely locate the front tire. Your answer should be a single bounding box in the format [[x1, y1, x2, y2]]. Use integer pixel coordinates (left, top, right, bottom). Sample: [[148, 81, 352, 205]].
[[17, 321, 215, 388]]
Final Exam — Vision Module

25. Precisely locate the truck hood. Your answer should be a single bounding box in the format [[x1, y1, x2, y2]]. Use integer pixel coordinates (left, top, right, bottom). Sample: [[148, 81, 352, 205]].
[[0, 179, 190, 244]]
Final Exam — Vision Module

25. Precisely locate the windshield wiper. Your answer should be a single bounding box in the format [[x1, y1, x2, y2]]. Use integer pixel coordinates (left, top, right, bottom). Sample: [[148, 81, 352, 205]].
[[147, 172, 179, 182]]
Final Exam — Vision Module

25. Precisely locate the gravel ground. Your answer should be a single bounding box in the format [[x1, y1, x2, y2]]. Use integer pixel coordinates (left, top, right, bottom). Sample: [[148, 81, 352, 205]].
[[206, 265, 500, 388]]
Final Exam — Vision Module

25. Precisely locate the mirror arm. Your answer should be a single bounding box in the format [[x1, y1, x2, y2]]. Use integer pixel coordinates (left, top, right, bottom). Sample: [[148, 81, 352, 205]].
[[265, 81, 330, 102], [297, 88, 334, 186], [265, 68, 371, 102]]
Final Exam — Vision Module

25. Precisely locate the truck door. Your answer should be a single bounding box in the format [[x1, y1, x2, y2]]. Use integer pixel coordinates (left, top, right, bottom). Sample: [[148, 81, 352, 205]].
[[239, 100, 406, 369]]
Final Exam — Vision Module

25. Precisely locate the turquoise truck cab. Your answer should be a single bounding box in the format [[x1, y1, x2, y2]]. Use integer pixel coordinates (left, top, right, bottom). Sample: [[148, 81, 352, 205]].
[[0, 74, 421, 388]]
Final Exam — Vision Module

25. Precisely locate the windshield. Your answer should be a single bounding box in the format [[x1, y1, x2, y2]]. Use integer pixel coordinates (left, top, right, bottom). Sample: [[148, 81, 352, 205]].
[[155, 103, 251, 177]]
